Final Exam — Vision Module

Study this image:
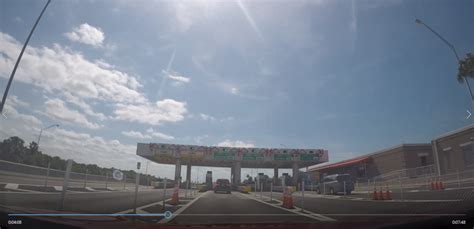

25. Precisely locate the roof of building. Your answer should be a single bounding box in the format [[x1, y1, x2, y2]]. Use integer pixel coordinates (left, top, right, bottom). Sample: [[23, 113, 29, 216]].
[[433, 124, 474, 141], [307, 143, 431, 172]]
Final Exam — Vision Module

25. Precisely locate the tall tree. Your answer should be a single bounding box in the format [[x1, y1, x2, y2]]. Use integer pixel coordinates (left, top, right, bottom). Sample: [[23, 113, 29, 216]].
[[458, 53, 474, 82]]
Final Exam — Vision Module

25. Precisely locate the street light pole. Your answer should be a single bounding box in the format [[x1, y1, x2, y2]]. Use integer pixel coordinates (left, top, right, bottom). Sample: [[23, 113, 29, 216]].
[[37, 124, 59, 148], [0, 0, 51, 114], [415, 18, 474, 103]]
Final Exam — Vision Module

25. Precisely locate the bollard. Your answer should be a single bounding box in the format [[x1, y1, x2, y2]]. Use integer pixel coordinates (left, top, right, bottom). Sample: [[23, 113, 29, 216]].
[[260, 183, 263, 199], [323, 182, 326, 195]]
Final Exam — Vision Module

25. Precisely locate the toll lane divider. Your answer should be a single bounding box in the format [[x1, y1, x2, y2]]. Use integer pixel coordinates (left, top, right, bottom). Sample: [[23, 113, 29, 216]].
[[241, 192, 336, 222], [158, 191, 208, 224]]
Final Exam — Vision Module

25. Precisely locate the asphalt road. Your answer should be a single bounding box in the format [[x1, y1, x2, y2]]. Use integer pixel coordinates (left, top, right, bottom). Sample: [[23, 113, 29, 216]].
[[259, 190, 474, 223], [0, 189, 172, 213], [170, 191, 323, 225]]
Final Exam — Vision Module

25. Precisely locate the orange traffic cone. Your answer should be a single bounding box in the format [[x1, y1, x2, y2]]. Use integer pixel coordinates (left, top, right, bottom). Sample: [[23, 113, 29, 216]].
[[385, 187, 392, 200], [170, 188, 179, 205], [372, 188, 379, 200], [439, 181, 444, 190], [379, 187, 385, 200]]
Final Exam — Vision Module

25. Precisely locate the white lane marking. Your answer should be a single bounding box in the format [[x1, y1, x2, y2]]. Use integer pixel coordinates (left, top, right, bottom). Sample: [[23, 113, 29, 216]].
[[259, 192, 461, 203], [158, 191, 208, 224], [241, 192, 336, 222], [115, 198, 173, 214]]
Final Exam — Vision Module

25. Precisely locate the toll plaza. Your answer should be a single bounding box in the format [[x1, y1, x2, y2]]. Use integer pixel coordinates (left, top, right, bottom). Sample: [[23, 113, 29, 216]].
[[136, 143, 329, 189]]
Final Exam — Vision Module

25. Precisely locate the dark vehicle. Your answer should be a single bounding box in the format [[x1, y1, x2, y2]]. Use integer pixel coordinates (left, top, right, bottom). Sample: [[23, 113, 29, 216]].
[[214, 179, 231, 194], [315, 174, 354, 195]]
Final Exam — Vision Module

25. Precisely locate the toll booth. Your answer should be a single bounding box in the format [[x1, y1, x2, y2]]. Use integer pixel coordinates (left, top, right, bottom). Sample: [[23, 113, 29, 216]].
[[205, 171, 213, 190]]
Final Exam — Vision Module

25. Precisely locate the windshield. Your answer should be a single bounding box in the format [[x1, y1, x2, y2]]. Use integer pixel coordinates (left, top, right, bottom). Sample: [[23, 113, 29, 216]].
[[0, 0, 473, 228], [336, 175, 352, 182]]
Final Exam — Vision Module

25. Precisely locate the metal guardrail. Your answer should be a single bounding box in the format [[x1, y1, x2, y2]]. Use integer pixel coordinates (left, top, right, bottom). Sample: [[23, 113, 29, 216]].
[[0, 159, 142, 190], [354, 167, 474, 192]]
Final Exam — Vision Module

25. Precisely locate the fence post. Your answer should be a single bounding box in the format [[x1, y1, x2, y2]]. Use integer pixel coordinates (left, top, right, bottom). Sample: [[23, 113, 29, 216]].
[[133, 173, 140, 214], [457, 169, 461, 188], [270, 182, 273, 201], [399, 174, 404, 201], [343, 181, 346, 196], [83, 169, 88, 188], [105, 172, 109, 189], [367, 179, 370, 199], [163, 180, 167, 210], [185, 179, 189, 199], [301, 181, 305, 212], [123, 176, 127, 190], [44, 161, 51, 187], [58, 159, 73, 211]]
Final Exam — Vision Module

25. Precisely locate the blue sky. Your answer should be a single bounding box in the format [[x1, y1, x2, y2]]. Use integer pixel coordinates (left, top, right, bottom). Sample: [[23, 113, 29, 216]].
[[0, 0, 473, 180]]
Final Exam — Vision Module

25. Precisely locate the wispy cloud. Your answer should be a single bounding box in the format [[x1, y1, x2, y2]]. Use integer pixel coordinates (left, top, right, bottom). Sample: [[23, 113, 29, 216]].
[[236, 0, 264, 42]]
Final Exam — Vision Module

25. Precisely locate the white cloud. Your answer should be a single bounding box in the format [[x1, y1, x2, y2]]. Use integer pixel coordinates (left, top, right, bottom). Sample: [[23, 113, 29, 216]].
[[64, 23, 105, 47], [199, 113, 216, 121], [150, 132, 175, 140], [9, 95, 30, 108], [114, 99, 187, 126], [0, 33, 146, 105], [217, 139, 254, 148], [162, 70, 190, 86], [44, 99, 102, 129], [121, 130, 152, 139], [2, 105, 42, 127], [198, 113, 234, 123], [230, 87, 239, 95], [63, 92, 107, 121], [122, 128, 174, 140], [168, 74, 190, 83]]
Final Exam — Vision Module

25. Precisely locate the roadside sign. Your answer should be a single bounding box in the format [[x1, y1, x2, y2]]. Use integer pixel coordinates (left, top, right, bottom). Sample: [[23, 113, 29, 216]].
[[112, 169, 123, 181]]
